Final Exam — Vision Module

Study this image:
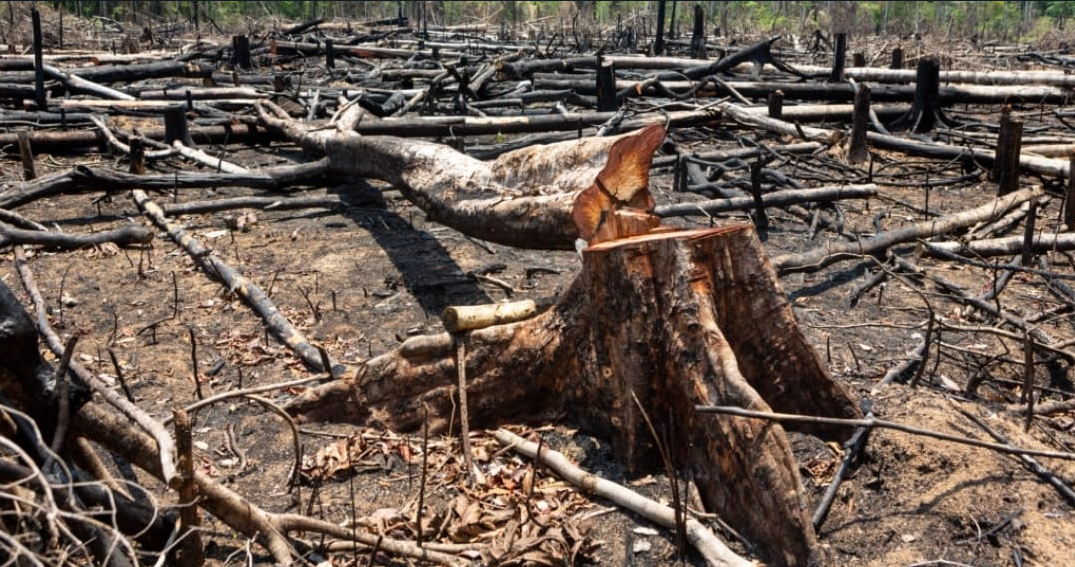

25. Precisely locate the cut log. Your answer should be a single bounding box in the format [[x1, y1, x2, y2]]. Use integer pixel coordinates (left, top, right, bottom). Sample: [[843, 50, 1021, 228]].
[[257, 102, 698, 249], [287, 224, 861, 566]]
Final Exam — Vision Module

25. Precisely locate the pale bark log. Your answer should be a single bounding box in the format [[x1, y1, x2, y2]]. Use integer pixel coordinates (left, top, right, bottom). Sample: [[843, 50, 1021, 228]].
[[257, 101, 693, 249]]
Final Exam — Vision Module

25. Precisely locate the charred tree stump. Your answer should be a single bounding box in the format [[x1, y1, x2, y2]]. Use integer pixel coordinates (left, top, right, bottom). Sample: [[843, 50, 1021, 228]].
[[690, 4, 707, 59], [654, 0, 667, 56], [848, 84, 871, 164], [129, 137, 145, 174], [324, 38, 335, 69], [997, 117, 1024, 196], [232, 35, 251, 70], [287, 225, 861, 566], [18, 131, 36, 180], [163, 104, 194, 146], [888, 56, 956, 133], [768, 89, 784, 119], [749, 160, 769, 237], [1066, 150, 1075, 229], [829, 32, 847, 82], [596, 57, 618, 112], [891, 46, 904, 69], [31, 6, 46, 110], [991, 105, 1013, 182], [852, 52, 866, 67]]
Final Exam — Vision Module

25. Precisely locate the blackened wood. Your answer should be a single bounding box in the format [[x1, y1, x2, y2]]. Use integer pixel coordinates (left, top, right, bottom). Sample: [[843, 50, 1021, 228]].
[[774, 187, 1041, 274], [537, 74, 1070, 104], [891, 46, 903, 69], [17, 131, 35, 180], [0, 84, 38, 98], [1022, 197, 1037, 266], [232, 34, 251, 70], [324, 38, 335, 69], [163, 105, 194, 146], [997, 117, 1024, 196], [992, 105, 1013, 181], [596, 57, 618, 112], [848, 84, 871, 164], [749, 161, 769, 238], [345, 108, 719, 138], [129, 138, 145, 174], [136, 87, 264, 100], [689, 4, 707, 59], [2, 60, 215, 84], [654, 184, 877, 217], [0, 123, 275, 154], [0, 280, 58, 438], [887, 57, 942, 133], [768, 89, 784, 119], [32, 6, 46, 109], [669, 0, 678, 39], [133, 190, 328, 373], [0, 158, 328, 210], [280, 17, 325, 36], [0, 223, 153, 249], [829, 32, 847, 82], [0, 111, 92, 125], [852, 52, 866, 67], [912, 57, 941, 132], [654, 0, 667, 55], [1067, 150, 1075, 228]]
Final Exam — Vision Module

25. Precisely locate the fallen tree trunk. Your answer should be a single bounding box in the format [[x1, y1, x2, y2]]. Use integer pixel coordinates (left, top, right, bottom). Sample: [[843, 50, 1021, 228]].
[[287, 224, 861, 566], [533, 76, 1073, 105], [256, 102, 686, 249], [773, 186, 1043, 274]]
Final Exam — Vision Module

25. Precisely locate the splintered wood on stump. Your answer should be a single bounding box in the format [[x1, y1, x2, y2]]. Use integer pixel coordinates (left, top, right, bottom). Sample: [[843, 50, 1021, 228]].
[[287, 225, 860, 566]]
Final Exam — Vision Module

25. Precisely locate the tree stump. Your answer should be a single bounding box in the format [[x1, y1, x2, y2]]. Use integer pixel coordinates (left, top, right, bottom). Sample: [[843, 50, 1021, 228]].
[[288, 224, 861, 566]]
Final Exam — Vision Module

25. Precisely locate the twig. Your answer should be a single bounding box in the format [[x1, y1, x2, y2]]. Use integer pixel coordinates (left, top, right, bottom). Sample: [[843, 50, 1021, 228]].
[[955, 405, 1075, 506], [48, 335, 78, 456], [453, 333, 479, 483], [631, 391, 687, 558], [495, 429, 756, 567], [188, 328, 203, 401], [694, 405, 1075, 462], [812, 401, 874, 531], [132, 189, 331, 372], [14, 245, 179, 485]]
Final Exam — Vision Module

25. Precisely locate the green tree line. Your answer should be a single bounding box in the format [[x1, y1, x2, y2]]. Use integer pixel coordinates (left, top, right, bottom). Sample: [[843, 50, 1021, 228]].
[[49, 1, 1075, 40]]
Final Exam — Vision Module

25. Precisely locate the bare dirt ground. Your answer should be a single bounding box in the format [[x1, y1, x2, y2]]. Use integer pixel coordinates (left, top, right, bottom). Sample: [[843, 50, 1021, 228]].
[[5, 135, 1074, 566]]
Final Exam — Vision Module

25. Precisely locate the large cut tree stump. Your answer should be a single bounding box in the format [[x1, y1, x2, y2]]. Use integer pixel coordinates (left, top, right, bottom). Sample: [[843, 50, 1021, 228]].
[[288, 224, 861, 566]]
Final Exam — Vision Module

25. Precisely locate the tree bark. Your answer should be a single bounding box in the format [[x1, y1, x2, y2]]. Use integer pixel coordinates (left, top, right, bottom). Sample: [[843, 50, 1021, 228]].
[[257, 102, 712, 250], [287, 224, 861, 566]]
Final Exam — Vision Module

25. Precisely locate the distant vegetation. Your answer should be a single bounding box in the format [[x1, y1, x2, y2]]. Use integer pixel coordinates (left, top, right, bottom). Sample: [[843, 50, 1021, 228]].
[[46, 1, 1075, 42]]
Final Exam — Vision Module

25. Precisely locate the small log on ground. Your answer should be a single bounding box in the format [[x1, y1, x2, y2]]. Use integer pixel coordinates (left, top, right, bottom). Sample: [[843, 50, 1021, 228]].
[[288, 224, 861, 566]]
